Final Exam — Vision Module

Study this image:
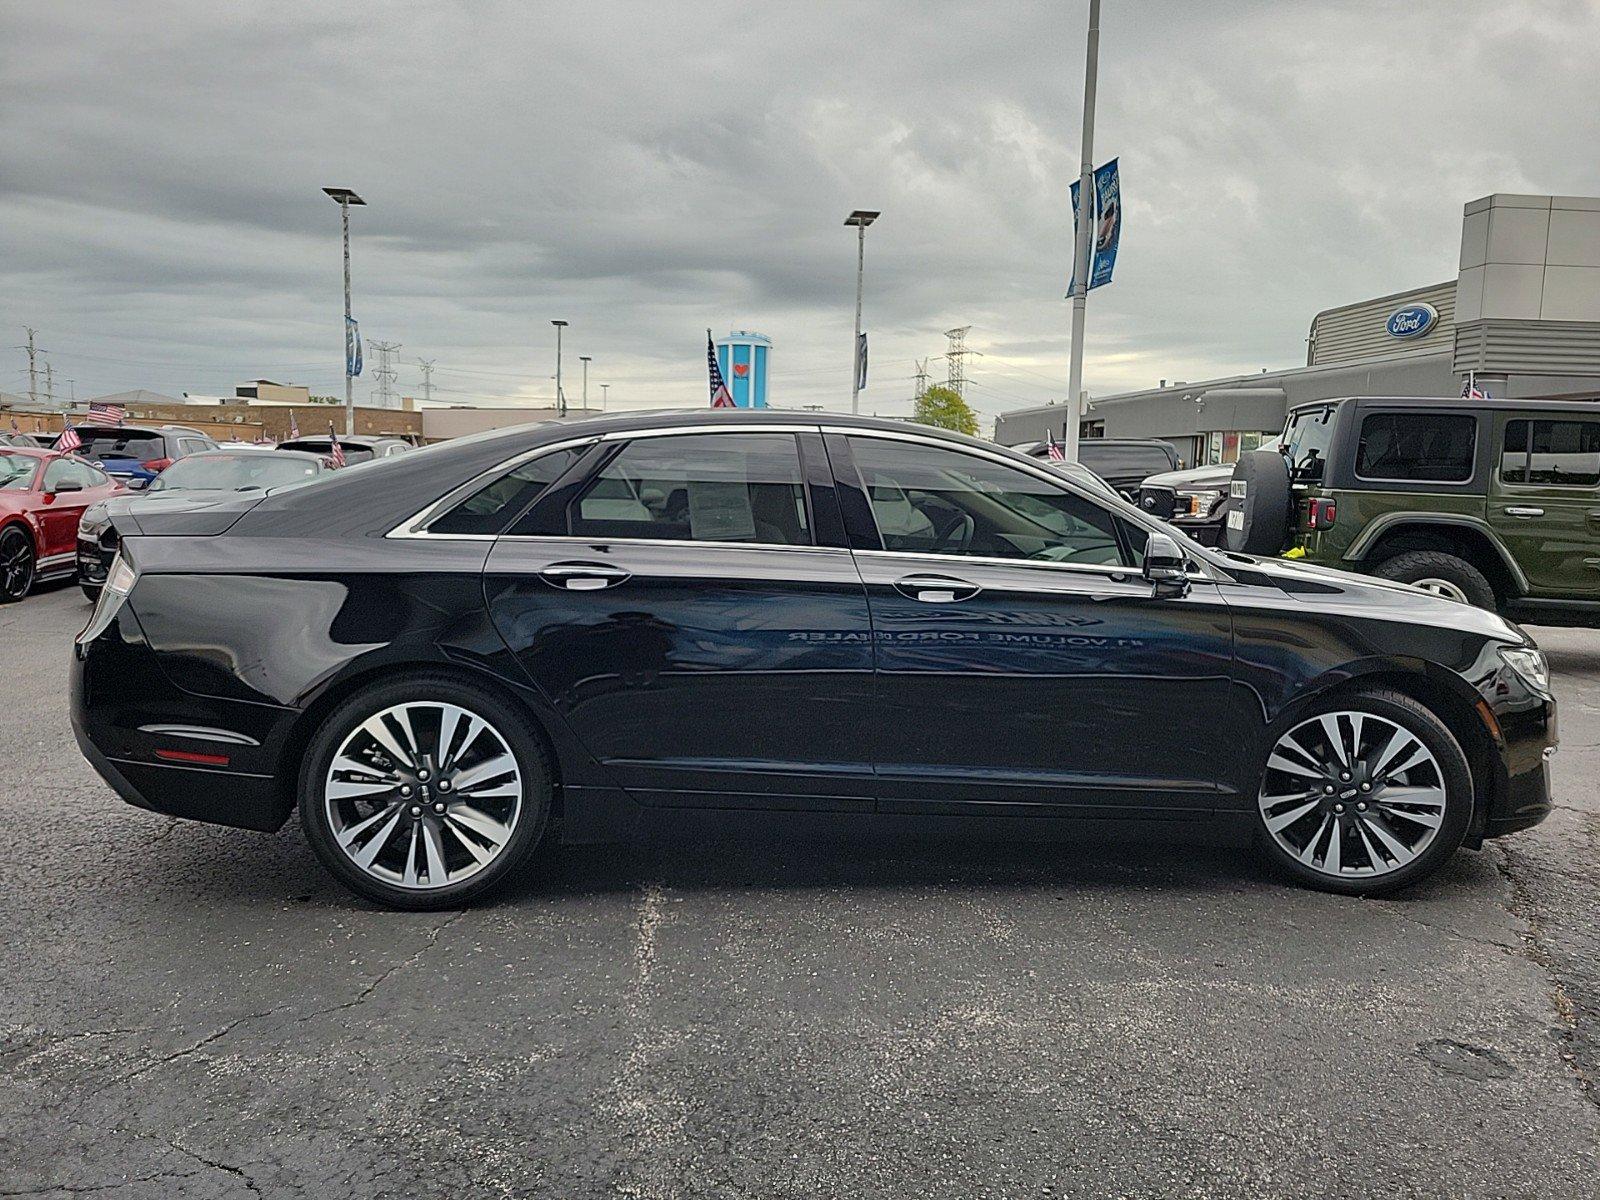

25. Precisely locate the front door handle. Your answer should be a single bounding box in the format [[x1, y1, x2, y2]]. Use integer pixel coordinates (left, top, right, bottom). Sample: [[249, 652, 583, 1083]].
[[538, 562, 632, 590], [1504, 506, 1544, 518], [893, 574, 981, 603]]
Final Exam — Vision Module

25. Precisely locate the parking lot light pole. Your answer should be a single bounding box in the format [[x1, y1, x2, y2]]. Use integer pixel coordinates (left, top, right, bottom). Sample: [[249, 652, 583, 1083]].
[[322, 188, 366, 436], [551, 320, 568, 416], [600, 383, 609, 411], [845, 210, 880, 415], [579, 355, 592, 412], [1064, 0, 1100, 463]]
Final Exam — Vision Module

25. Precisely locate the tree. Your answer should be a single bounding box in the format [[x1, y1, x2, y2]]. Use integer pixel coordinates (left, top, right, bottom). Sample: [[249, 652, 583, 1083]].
[[308, 395, 340, 405], [913, 385, 980, 436]]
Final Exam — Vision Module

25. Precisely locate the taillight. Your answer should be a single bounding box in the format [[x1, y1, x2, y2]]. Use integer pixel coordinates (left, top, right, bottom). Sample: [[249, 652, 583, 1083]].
[[1308, 498, 1338, 530], [144, 457, 172, 472]]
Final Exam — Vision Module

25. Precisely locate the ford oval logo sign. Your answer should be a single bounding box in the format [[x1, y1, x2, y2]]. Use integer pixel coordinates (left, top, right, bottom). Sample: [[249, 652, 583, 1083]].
[[1386, 303, 1438, 340]]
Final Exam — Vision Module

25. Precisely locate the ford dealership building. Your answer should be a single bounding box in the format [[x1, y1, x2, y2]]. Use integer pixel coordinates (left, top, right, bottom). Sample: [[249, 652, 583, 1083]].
[[994, 194, 1600, 467]]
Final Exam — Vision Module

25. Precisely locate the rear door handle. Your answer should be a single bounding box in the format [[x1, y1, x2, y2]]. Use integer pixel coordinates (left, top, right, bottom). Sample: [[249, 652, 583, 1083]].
[[538, 562, 632, 590], [893, 574, 981, 603], [1504, 506, 1544, 518]]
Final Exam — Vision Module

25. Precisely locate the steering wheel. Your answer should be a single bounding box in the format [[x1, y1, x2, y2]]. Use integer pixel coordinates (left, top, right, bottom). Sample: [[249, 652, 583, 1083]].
[[929, 509, 975, 555]]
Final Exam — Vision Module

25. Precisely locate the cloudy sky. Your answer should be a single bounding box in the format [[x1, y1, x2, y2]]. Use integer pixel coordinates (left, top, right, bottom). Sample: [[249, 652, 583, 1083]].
[[4, 0, 1599, 422]]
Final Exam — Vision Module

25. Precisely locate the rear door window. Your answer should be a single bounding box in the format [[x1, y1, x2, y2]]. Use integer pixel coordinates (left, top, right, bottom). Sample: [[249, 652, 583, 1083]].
[[566, 433, 812, 545], [1355, 412, 1476, 482], [1500, 418, 1600, 487]]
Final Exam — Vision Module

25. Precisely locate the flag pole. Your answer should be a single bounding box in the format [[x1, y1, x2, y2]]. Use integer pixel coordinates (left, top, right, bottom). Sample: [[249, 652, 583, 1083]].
[[1064, 0, 1100, 463]]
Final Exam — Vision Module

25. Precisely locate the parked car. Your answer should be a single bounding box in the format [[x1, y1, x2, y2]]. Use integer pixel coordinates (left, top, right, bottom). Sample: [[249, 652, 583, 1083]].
[[72, 410, 1555, 908], [1, 432, 47, 449], [77, 447, 328, 600], [68, 424, 219, 488], [0, 448, 123, 602], [1227, 396, 1600, 626], [276, 435, 413, 464], [1023, 437, 1180, 499], [1137, 461, 1235, 545]]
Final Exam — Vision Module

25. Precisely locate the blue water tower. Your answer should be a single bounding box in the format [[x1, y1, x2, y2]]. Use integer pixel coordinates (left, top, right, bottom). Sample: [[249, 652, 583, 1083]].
[[714, 331, 771, 408]]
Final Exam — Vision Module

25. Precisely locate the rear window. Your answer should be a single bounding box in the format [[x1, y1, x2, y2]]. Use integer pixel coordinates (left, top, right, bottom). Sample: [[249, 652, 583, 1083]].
[[1355, 412, 1476, 482], [1282, 405, 1336, 480], [149, 453, 322, 492], [77, 430, 164, 463], [432, 447, 584, 535], [1501, 418, 1600, 487], [1076, 442, 1176, 479]]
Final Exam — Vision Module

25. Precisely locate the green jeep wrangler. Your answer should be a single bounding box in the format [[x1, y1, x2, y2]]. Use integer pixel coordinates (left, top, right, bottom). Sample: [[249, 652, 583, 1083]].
[[1226, 395, 1600, 626]]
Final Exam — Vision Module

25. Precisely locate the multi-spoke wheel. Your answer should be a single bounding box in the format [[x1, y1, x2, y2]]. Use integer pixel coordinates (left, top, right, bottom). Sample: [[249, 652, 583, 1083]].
[[0, 526, 35, 604], [1255, 689, 1473, 895], [299, 676, 551, 908]]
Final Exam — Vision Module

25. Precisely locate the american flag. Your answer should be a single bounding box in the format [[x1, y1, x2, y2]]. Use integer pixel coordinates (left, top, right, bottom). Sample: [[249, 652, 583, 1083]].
[[327, 423, 346, 468], [706, 330, 735, 408], [87, 401, 126, 425], [56, 426, 82, 453], [1461, 373, 1486, 400], [1045, 432, 1066, 461], [8, 415, 18, 434]]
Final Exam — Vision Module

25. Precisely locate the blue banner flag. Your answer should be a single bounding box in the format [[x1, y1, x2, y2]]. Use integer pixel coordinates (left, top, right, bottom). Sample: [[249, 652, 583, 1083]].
[[346, 316, 363, 378], [1066, 157, 1121, 296], [855, 332, 868, 391]]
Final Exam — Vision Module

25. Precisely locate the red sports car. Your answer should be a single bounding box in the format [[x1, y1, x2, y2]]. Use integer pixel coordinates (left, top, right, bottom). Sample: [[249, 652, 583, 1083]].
[[0, 448, 124, 603]]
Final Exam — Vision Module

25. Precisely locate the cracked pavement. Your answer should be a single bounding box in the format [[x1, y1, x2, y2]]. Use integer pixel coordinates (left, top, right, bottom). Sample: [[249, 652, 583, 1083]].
[[2, 585, 1598, 1197]]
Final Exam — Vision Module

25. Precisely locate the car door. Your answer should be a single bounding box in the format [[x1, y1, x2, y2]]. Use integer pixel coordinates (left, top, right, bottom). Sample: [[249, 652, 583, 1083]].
[[482, 427, 878, 811], [828, 432, 1239, 816], [38, 458, 92, 562], [1489, 412, 1600, 597]]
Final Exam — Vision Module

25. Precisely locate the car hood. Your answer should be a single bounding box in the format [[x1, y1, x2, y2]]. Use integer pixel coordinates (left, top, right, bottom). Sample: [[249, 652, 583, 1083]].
[[1219, 551, 1529, 643], [1143, 463, 1234, 490]]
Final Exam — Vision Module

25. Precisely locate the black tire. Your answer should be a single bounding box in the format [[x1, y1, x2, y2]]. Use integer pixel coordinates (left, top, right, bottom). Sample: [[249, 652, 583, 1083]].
[[1224, 450, 1293, 554], [298, 673, 553, 910], [0, 525, 35, 603], [1254, 687, 1473, 896], [1369, 550, 1497, 611], [80, 583, 102, 604]]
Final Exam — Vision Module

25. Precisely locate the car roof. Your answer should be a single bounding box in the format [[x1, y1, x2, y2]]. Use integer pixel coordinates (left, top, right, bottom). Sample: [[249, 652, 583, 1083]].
[[1289, 395, 1600, 416], [0, 446, 51, 461]]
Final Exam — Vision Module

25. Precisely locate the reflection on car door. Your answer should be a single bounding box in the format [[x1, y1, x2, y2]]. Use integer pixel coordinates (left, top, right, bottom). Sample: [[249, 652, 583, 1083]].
[[831, 433, 1240, 815], [483, 429, 878, 811]]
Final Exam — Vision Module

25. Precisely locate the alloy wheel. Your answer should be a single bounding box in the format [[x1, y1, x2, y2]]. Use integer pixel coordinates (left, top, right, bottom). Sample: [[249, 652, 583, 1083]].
[[323, 701, 523, 890], [1, 529, 34, 601], [1258, 709, 1448, 878], [1411, 577, 1469, 603]]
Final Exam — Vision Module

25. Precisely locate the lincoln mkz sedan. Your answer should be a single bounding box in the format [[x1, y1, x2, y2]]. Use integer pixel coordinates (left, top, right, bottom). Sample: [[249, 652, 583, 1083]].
[[71, 411, 1557, 908]]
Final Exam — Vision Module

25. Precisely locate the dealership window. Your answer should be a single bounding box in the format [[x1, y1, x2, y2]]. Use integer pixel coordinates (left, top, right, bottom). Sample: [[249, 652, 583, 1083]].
[[1205, 430, 1275, 466], [567, 433, 812, 545], [1355, 412, 1476, 482], [1501, 419, 1600, 487], [432, 446, 585, 535]]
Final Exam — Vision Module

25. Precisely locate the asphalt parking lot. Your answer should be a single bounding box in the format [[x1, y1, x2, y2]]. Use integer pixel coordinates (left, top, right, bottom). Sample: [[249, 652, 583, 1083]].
[[2, 583, 1598, 1199]]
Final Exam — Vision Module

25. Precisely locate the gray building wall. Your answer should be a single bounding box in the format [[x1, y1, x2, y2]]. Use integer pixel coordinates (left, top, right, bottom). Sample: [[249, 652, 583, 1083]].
[[1308, 281, 1455, 366]]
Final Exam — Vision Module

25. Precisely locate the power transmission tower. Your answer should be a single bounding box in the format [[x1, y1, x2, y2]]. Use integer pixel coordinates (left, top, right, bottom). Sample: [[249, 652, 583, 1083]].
[[913, 359, 930, 399], [943, 326, 974, 396], [369, 341, 401, 408], [417, 358, 435, 405], [19, 328, 41, 404], [43, 360, 54, 406]]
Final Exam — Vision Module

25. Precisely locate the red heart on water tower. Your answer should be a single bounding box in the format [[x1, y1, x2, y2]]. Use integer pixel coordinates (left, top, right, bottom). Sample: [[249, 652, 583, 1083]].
[[732, 363, 749, 377]]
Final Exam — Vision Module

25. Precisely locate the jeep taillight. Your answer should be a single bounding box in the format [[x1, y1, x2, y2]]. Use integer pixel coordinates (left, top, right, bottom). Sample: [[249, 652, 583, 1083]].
[[1307, 498, 1337, 530], [144, 457, 172, 472]]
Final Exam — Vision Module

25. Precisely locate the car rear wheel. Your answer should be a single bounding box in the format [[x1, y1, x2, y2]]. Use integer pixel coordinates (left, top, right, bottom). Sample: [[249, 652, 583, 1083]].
[[80, 583, 102, 603], [1370, 550, 1497, 610], [1254, 689, 1473, 895], [0, 527, 35, 603], [299, 675, 552, 909]]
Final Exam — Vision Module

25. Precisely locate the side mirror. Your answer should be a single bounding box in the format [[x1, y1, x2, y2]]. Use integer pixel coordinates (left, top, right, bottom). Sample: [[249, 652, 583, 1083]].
[[125, 477, 149, 491], [49, 479, 84, 495], [1142, 530, 1190, 595]]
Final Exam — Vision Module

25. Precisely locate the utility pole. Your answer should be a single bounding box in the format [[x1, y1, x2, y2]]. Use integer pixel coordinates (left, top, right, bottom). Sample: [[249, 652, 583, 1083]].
[[600, 383, 610, 411], [322, 187, 366, 435], [551, 320, 568, 415], [943, 326, 973, 396], [579, 355, 591, 411], [417, 358, 435, 405], [370, 341, 401, 407], [20, 328, 40, 405], [1064, 0, 1101, 463], [844, 210, 880, 414]]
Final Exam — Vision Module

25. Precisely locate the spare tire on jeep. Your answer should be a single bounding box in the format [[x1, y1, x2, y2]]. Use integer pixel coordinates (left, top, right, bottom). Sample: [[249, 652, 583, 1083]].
[[1225, 449, 1293, 554]]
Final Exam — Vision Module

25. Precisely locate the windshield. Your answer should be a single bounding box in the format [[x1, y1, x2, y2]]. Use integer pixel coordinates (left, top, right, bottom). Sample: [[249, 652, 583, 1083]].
[[0, 452, 38, 491], [149, 453, 322, 492], [1281, 406, 1335, 480], [1077, 442, 1177, 478]]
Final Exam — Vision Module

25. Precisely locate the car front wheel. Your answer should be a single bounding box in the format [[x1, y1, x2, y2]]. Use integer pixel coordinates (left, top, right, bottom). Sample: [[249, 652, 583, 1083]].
[[1255, 688, 1473, 895], [299, 674, 552, 909], [0, 526, 35, 603]]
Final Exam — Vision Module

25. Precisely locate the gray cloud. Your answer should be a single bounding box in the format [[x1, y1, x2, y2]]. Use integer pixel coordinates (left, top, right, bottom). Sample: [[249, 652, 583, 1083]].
[[3, 0, 1599, 418]]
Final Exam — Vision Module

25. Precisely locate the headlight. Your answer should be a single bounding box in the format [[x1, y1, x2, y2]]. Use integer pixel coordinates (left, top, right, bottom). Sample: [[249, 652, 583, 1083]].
[[1499, 644, 1551, 694], [1176, 488, 1224, 519], [77, 554, 137, 645]]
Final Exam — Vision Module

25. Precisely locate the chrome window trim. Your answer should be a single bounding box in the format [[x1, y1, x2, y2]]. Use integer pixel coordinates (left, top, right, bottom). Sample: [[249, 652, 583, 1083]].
[[490, 535, 850, 556], [850, 547, 1142, 581]]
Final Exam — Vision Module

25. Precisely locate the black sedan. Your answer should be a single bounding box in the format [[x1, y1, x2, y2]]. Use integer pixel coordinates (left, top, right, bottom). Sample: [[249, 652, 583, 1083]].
[[71, 411, 1557, 908], [76, 447, 328, 600]]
